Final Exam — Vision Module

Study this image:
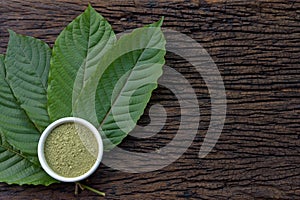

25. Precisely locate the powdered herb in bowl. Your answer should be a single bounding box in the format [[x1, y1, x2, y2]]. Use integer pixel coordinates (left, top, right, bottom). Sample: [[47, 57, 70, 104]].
[[38, 117, 103, 182]]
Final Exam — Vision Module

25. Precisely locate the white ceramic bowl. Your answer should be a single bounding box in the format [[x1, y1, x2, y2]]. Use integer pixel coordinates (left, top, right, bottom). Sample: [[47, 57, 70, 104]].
[[38, 117, 103, 182]]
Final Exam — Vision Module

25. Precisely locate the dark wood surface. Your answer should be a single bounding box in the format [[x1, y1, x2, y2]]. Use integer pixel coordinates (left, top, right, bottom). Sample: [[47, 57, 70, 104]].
[[0, 0, 300, 199]]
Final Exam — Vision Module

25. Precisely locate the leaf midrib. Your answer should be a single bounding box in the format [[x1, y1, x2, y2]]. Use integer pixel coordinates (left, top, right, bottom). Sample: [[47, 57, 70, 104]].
[[0, 134, 40, 167], [80, 9, 92, 90], [98, 29, 159, 130], [71, 10, 94, 114], [72, 14, 116, 113]]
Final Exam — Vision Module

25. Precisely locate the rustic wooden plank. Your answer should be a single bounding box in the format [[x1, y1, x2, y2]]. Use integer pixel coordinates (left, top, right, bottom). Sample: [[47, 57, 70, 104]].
[[0, 0, 300, 199]]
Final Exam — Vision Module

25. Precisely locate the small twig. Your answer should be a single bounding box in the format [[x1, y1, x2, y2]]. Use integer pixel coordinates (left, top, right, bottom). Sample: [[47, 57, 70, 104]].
[[75, 182, 105, 196], [77, 182, 84, 190], [75, 183, 79, 195]]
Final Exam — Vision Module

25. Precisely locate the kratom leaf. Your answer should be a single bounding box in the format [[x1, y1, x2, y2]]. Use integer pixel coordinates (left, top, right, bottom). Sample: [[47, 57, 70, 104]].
[[48, 4, 116, 122], [0, 133, 56, 186], [0, 54, 40, 156], [5, 30, 51, 132], [73, 19, 166, 150], [0, 55, 56, 185]]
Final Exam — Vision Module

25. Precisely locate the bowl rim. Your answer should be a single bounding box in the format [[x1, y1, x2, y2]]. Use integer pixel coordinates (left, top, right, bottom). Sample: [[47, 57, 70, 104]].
[[38, 117, 103, 182]]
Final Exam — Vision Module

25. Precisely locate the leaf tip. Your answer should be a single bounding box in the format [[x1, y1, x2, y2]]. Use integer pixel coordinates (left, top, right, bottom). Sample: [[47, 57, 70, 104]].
[[158, 16, 164, 26], [7, 29, 16, 37], [87, 3, 96, 12], [146, 17, 164, 28]]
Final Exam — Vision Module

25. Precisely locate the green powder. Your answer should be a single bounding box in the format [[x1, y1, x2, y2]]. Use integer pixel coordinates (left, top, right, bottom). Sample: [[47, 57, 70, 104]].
[[44, 123, 98, 178]]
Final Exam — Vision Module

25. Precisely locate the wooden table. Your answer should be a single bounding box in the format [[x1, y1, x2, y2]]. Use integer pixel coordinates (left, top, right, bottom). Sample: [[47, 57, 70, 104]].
[[0, 0, 299, 199]]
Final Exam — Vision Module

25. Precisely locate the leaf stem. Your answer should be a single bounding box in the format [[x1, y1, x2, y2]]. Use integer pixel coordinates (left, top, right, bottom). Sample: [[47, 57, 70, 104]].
[[75, 183, 78, 195], [75, 182, 105, 196]]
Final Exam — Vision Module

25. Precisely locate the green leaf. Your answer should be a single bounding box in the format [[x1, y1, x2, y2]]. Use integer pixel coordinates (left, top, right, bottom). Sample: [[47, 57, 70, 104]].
[[0, 132, 56, 185], [48, 4, 117, 121], [0, 54, 40, 156], [5, 30, 51, 132], [73, 19, 166, 150], [0, 55, 56, 185]]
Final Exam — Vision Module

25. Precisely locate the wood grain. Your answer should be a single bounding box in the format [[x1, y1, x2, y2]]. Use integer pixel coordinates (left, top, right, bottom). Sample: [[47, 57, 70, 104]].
[[0, 0, 300, 199]]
